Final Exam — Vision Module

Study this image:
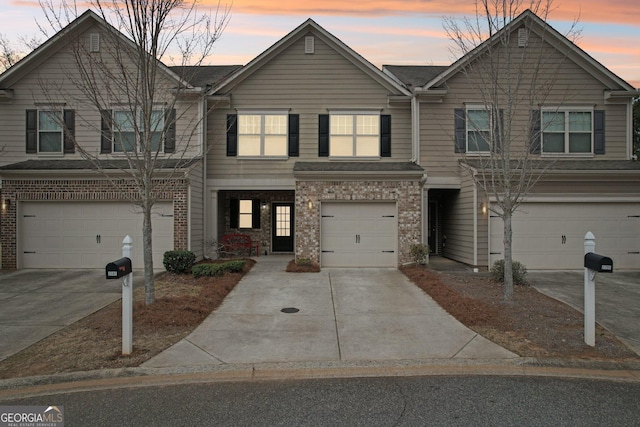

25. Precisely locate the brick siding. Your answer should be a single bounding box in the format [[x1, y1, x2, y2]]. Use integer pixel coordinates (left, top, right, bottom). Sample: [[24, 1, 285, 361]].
[[0, 178, 188, 269], [295, 180, 422, 266]]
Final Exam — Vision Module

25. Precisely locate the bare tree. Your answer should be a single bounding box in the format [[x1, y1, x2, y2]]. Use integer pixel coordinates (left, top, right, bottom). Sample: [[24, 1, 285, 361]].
[[0, 34, 40, 72], [444, 0, 579, 300], [38, 0, 229, 304]]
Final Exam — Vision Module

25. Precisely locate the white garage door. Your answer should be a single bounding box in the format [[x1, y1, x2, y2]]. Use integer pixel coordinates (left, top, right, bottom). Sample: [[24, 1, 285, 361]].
[[490, 202, 640, 270], [321, 202, 397, 267], [20, 202, 174, 269]]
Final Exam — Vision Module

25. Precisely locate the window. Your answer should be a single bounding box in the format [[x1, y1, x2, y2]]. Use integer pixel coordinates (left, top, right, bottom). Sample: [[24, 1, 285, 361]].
[[238, 199, 253, 229], [38, 110, 63, 153], [230, 198, 260, 229], [542, 110, 592, 154], [466, 109, 491, 152], [112, 109, 165, 153], [329, 114, 379, 157], [238, 113, 288, 157]]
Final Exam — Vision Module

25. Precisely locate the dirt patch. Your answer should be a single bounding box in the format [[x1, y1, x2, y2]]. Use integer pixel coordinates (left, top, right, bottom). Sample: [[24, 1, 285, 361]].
[[401, 265, 639, 360], [0, 259, 255, 379], [286, 259, 321, 273]]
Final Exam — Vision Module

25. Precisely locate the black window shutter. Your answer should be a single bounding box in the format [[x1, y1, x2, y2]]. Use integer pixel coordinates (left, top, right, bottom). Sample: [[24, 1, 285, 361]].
[[100, 110, 112, 154], [26, 109, 37, 153], [454, 109, 466, 153], [493, 109, 503, 153], [288, 114, 299, 157], [594, 110, 605, 155], [63, 109, 75, 154], [530, 109, 541, 154], [226, 114, 238, 157], [252, 199, 261, 229], [318, 114, 329, 157], [164, 108, 176, 153], [380, 114, 391, 157], [229, 198, 239, 229]]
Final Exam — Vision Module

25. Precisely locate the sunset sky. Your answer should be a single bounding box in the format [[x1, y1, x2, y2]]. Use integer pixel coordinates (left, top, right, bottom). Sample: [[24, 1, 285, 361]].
[[3, 0, 639, 88]]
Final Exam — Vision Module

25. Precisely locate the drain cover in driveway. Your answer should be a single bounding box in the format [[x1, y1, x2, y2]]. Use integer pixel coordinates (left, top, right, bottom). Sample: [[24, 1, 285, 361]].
[[281, 307, 300, 313]]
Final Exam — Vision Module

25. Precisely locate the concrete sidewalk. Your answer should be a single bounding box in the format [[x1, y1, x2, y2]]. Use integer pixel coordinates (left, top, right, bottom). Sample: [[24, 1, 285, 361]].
[[144, 256, 517, 368]]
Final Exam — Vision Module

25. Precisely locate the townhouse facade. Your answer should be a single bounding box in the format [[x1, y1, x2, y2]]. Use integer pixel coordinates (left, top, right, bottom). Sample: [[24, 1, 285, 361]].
[[1, 10, 638, 271]]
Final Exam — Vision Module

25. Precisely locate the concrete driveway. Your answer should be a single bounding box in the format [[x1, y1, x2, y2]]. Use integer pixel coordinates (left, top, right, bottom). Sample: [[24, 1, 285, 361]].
[[144, 256, 517, 368], [528, 271, 640, 355], [0, 270, 122, 361]]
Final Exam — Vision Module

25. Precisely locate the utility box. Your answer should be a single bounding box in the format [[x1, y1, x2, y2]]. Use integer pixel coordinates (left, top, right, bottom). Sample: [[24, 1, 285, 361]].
[[584, 253, 613, 273], [106, 257, 132, 279]]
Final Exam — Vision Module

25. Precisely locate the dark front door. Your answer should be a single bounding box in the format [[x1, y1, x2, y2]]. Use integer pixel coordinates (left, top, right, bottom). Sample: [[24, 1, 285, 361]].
[[272, 202, 294, 252]]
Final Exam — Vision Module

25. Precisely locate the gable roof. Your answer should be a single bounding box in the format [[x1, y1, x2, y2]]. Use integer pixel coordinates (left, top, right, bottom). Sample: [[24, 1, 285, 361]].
[[420, 9, 638, 93], [0, 10, 194, 90], [209, 19, 411, 96]]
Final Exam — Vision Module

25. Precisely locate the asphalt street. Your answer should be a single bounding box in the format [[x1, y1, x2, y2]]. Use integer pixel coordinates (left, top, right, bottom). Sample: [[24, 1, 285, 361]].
[[3, 375, 639, 426]]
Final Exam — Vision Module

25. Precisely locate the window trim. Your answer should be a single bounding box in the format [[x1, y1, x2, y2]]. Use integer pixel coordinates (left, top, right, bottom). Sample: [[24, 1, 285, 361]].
[[110, 107, 167, 154], [236, 110, 289, 158], [540, 106, 594, 156], [37, 109, 64, 155], [328, 111, 381, 158], [465, 105, 492, 155]]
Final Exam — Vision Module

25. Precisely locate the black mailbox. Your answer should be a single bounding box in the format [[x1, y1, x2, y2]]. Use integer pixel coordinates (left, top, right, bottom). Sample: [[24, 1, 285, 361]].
[[584, 253, 613, 273], [106, 257, 132, 279]]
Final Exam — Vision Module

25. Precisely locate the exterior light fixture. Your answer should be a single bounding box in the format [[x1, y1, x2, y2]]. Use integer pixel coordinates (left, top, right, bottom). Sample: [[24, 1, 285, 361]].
[[481, 203, 487, 215], [261, 201, 267, 210], [308, 199, 313, 210]]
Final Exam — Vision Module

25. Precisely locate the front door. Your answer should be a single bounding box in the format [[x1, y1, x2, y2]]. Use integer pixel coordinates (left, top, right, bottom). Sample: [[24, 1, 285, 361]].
[[272, 202, 294, 252]]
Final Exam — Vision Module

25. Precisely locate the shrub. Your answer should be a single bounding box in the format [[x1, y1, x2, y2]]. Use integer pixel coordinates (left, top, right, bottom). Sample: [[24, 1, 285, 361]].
[[163, 250, 196, 274], [491, 259, 528, 285], [296, 257, 312, 266], [192, 260, 246, 278], [410, 243, 429, 265]]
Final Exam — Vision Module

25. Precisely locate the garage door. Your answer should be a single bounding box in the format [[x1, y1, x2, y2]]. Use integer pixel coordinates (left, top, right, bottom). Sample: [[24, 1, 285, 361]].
[[321, 202, 397, 267], [20, 202, 174, 269], [490, 202, 640, 269]]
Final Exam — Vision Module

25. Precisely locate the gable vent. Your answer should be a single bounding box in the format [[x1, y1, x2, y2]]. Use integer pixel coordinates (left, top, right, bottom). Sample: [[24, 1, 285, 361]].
[[305, 36, 315, 54], [89, 33, 100, 52], [518, 28, 528, 48]]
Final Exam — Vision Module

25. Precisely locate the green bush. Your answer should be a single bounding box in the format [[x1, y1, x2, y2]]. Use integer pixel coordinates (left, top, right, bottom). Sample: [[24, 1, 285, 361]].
[[491, 259, 528, 285], [410, 243, 429, 265], [192, 260, 246, 278], [163, 250, 196, 274]]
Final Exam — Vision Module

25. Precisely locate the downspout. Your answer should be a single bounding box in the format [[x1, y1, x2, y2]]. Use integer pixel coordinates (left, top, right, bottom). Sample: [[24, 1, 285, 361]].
[[411, 96, 420, 165], [627, 98, 633, 159], [201, 93, 208, 258]]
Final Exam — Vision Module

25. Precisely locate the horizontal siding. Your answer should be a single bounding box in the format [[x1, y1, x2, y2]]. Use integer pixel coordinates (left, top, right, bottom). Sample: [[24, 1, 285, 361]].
[[188, 160, 204, 259], [420, 30, 631, 178], [207, 32, 412, 181], [442, 174, 476, 265], [0, 23, 201, 168]]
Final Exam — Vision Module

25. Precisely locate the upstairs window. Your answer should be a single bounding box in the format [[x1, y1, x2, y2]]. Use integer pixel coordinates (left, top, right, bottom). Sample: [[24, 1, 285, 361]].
[[113, 109, 165, 153], [38, 110, 63, 153], [466, 109, 491, 153], [542, 110, 592, 154], [101, 108, 174, 154], [238, 113, 288, 157], [25, 109, 75, 155], [329, 114, 379, 157]]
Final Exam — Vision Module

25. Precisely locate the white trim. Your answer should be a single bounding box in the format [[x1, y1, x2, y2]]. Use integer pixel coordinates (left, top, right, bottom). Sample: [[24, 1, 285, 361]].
[[473, 182, 478, 266], [207, 178, 295, 191], [411, 97, 420, 164]]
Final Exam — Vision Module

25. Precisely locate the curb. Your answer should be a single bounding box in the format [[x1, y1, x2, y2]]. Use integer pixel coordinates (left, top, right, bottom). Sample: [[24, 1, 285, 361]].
[[1, 357, 639, 400]]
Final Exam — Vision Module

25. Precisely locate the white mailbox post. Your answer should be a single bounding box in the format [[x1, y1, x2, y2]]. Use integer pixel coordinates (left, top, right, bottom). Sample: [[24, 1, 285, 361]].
[[121, 235, 133, 355], [583, 231, 613, 347], [105, 235, 133, 355]]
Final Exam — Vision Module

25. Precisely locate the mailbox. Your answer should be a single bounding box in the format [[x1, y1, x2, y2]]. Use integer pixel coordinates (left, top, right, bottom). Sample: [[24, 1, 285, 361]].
[[584, 253, 613, 273], [106, 257, 132, 279]]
